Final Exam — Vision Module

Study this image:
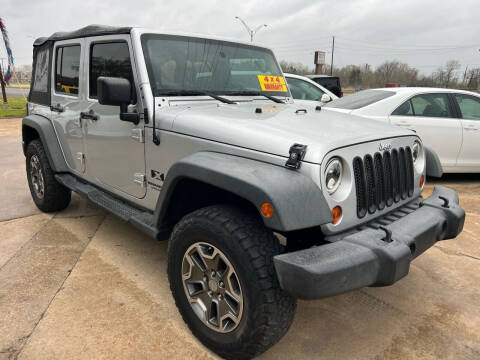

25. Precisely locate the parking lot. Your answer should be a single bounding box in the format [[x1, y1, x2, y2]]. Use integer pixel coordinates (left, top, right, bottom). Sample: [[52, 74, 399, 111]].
[[1, 117, 479, 359]]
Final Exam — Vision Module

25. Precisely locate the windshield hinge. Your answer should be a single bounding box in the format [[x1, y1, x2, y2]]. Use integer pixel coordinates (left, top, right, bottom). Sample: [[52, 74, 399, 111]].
[[142, 108, 149, 124], [285, 144, 307, 170]]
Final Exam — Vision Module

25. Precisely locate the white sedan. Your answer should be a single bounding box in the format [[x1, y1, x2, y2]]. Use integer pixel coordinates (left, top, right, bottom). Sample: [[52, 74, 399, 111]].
[[324, 87, 480, 173], [284, 73, 337, 106]]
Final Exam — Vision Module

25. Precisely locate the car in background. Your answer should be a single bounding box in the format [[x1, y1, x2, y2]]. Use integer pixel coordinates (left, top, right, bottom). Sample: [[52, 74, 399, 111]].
[[307, 75, 343, 97], [324, 87, 480, 173], [284, 73, 337, 106]]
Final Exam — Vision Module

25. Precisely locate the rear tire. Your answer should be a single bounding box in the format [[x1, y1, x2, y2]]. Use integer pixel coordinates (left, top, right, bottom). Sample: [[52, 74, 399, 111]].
[[26, 139, 71, 212], [167, 205, 296, 360]]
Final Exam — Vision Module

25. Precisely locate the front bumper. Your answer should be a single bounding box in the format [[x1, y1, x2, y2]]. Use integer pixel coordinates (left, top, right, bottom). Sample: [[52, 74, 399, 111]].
[[273, 186, 465, 299]]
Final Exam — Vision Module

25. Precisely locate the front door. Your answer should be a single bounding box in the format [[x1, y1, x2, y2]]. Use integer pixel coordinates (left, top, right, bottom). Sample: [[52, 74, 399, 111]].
[[50, 39, 86, 174], [453, 93, 480, 170], [82, 36, 146, 199], [390, 92, 462, 169]]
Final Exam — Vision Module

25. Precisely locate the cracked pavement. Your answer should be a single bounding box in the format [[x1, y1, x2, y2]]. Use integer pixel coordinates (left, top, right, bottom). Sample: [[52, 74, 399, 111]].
[[1, 118, 479, 359]]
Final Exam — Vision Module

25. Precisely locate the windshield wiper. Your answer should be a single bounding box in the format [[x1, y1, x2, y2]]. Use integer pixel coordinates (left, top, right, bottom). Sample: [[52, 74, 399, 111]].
[[225, 91, 285, 104], [155, 90, 236, 104]]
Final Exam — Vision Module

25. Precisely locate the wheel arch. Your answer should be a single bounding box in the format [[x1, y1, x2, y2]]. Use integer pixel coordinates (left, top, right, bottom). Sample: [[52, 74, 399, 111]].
[[22, 115, 69, 172], [153, 152, 333, 232]]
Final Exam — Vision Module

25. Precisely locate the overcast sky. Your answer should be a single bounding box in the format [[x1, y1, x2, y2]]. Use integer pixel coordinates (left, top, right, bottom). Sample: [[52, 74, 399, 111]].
[[2, 0, 480, 74]]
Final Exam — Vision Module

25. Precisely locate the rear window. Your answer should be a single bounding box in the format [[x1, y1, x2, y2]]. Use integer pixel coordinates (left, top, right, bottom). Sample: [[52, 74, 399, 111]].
[[325, 89, 394, 110], [312, 77, 339, 89]]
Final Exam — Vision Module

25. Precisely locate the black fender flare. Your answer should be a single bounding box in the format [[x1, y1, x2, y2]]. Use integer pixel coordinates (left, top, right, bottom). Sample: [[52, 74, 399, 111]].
[[22, 115, 69, 172], [424, 146, 443, 178], [153, 152, 333, 232]]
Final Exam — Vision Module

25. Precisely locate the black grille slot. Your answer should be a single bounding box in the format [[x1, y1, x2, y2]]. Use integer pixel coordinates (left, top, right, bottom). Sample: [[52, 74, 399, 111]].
[[398, 148, 407, 200], [353, 157, 367, 218], [364, 155, 376, 214], [383, 151, 394, 207], [353, 146, 415, 218], [374, 153, 386, 210], [405, 146, 414, 197], [391, 149, 401, 203]]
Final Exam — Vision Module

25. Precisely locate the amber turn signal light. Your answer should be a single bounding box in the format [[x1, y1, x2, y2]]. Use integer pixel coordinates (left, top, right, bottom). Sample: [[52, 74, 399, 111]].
[[420, 175, 425, 188], [331, 206, 342, 225], [260, 202, 274, 218]]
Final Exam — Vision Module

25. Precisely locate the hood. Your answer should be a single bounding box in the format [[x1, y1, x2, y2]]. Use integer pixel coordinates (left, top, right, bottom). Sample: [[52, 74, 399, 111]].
[[160, 101, 414, 164]]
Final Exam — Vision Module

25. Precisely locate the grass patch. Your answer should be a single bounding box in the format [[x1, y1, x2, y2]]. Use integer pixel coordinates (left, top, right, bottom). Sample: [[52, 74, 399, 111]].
[[0, 97, 27, 118]]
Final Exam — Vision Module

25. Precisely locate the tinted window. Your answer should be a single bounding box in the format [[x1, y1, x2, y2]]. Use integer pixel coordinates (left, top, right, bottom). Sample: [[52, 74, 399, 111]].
[[409, 93, 452, 118], [392, 99, 413, 116], [326, 90, 394, 110], [454, 94, 480, 120], [312, 77, 339, 89], [287, 77, 325, 101], [89, 42, 134, 98], [55, 45, 80, 95]]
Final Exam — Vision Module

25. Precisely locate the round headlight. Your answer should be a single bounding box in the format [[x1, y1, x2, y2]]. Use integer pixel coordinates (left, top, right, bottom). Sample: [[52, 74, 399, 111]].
[[412, 140, 425, 174], [412, 141, 421, 164], [325, 158, 343, 194]]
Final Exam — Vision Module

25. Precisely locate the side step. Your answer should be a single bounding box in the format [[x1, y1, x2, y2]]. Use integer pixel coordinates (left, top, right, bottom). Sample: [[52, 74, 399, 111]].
[[55, 173, 169, 240]]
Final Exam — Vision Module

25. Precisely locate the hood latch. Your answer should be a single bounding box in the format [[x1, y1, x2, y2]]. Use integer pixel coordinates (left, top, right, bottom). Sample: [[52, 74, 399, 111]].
[[285, 143, 307, 170]]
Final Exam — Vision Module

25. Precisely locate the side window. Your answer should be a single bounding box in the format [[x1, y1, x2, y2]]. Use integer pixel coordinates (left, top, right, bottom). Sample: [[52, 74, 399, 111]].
[[410, 93, 452, 118], [454, 94, 480, 120], [55, 45, 81, 95], [89, 42, 134, 99], [287, 77, 324, 101], [392, 100, 413, 116]]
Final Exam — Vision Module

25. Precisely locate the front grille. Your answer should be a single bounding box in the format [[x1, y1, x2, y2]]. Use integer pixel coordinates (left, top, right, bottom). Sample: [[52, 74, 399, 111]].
[[353, 146, 414, 218]]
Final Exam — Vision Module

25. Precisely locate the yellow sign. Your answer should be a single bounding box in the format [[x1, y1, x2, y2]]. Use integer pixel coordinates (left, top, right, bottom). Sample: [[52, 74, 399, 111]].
[[257, 75, 288, 92]]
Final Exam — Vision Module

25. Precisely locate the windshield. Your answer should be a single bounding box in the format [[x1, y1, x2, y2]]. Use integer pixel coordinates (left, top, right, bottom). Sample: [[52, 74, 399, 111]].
[[325, 89, 395, 110], [141, 34, 289, 97]]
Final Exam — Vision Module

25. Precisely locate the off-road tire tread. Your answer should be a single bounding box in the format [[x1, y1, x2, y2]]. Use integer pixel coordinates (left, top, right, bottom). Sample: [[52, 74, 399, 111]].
[[168, 205, 296, 360], [26, 139, 71, 212]]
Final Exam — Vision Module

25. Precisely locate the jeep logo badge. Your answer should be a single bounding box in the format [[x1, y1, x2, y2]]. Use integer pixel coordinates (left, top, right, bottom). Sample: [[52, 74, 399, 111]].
[[379, 143, 392, 151]]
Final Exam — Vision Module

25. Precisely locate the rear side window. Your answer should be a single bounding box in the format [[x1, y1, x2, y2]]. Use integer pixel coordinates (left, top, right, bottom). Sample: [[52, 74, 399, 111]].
[[393, 93, 452, 118], [454, 94, 480, 120], [55, 45, 81, 95], [89, 42, 134, 98], [392, 99, 413, 116], [412, 94, 452, 118], [326, 89, 394, 110]]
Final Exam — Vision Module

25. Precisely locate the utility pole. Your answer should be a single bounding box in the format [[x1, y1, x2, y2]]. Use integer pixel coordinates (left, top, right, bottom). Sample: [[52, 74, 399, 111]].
[[330, 36, 335, 76], [235, 16, 267, 42]]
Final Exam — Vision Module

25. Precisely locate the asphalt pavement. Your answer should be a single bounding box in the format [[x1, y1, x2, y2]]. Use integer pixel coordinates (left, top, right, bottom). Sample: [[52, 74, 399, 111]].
[[1, 118, 479, 360], [4, 87, 29, 98]]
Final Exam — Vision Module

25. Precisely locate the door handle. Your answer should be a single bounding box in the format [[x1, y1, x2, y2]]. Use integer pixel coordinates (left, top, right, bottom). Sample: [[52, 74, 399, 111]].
[[50, 104, 65, 113], [465, 126, 479, 131], [80, 110, 99, 121]]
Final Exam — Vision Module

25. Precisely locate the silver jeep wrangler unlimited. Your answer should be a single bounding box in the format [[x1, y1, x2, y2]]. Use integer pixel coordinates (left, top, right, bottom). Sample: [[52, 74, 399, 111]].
[[23, 25, 465, 359]]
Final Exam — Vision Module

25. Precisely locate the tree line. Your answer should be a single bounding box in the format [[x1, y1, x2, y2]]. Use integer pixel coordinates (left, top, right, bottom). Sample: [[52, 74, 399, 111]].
[[279, 59, 480, 90]]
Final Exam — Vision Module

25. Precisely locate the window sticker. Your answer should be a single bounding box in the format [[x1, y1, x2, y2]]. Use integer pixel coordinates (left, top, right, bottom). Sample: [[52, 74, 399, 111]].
[[257, 75, 288, 92]]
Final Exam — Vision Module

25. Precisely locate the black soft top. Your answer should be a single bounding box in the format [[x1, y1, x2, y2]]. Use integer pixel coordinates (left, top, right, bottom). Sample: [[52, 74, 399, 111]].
[[34, 24, 132, 47]]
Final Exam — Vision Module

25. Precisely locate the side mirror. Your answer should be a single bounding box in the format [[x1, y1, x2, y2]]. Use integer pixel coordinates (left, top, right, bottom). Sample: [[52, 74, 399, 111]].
[[97, 77, 139, 124], [320, 94, 332, 103]]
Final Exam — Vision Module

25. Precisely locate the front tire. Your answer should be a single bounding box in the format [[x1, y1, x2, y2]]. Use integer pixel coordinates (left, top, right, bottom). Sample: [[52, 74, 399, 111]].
[[167, 205, 296, 360], [26, 139, 71, 212]]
